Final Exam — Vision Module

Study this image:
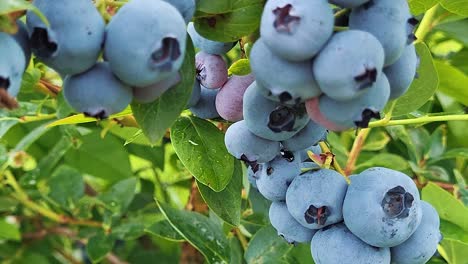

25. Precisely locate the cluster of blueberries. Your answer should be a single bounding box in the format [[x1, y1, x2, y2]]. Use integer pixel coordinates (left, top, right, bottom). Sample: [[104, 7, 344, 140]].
[[0, 0, 196, 116]]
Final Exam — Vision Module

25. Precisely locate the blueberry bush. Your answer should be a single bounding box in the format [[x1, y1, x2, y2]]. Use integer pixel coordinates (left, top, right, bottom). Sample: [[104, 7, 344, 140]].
[[0, 0, 467, 263]]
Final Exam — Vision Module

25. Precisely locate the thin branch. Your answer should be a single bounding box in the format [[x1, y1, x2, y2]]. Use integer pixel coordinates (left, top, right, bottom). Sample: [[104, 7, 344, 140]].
[[344, 129, 370, 176]]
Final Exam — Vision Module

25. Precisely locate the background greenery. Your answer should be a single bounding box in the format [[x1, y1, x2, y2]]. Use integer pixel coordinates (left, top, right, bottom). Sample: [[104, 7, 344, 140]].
[[0, 0, 467, 263]]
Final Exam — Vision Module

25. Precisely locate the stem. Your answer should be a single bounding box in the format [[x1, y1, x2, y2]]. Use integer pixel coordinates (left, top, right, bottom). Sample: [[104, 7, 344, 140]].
[[105, 0, 127, 7], [20, 113, 56, 123], [415, 5, 439, 43], [334, 8, 349, 18], [235, 228, 248, 251], [334, 26, 348, 32], [319, 142, 346, 176], [344, 129, 371, 176], [368, 114, 468, 128]]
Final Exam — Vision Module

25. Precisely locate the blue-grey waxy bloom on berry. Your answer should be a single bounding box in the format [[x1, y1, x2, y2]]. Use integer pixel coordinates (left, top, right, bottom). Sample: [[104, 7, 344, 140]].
[[0, 32, 26, 99], [260, 0, 334, 61], [250, 39, 321, 105], [257, 154, 301, 201], [313, 30, 385, 102], [186, 79, 202, 109], [343, 167, 422, 247], [391, 201, 442, 264], [243, 82, 310, 141], [281, 120, 327, 152], [187, 22, 237, 55], [286, 169, 348, 229], [311, 224, 391, 264], [216, 74, 255, 122], [189, 86, 220, 119], [26, 0, 105, 76], [195, 51, 228, 89], [133, 72, 181, 104], [306, 73, 390, 131], [329, 0, 371, 8], [12, 21, 31, 69], [384, 44, 419, 99], [63, 63, 132, 119], [269, 202, 316, 244], [225, 120, 281, 164], [163, 0, 195, 24], [105, 0, 186, 87], [349, 0, 412, 66]]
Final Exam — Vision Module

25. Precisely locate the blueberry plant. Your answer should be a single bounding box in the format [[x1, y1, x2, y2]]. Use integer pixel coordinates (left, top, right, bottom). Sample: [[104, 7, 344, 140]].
[[0, 0, 467, 263]]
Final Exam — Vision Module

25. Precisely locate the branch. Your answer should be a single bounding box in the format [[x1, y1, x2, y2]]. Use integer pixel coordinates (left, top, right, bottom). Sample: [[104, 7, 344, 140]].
[[344, 129, 370, 176], [368, 114, 468, 128]]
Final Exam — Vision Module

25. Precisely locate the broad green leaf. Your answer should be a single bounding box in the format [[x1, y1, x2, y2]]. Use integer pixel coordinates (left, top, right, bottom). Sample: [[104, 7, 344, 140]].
[[157, 201, 230, 264], [145, 220, 185, 242], [197, 160, 242, 226], [194, 0, 263, 42], [0, 219, 20, 241], [440, 0, 468, 16], [99, 178, 137, 215], [196, 0, 232, 13], [411, 164, 451, 182], [283, 243, 315, 264], [171, 116, 234, 192], [228, 59, 251, 76], [126, 143, 165, 169], [47, 108, 133, 128], [13, 123, 50, 152], [424, 125, 447, 160], [439, 238, 468, 264], [440, 220, 468, 243], [86, 232, 116, 263], [362, 130, 390, 151], [46, 165, 84, 209], [132, 39, 195, 144], [408, 0, 441, 15], [435, 19, 468, 46], [64, 131, 132, 182], [245, 225, 292, 264], [422, 183, 468, 231], [0, 117, 19, 138], [437, 92, 468, 148], [392, 43, 439, 116], [355, 153, 409, 173], [229, 237, 243, 264], [434, 60, 468, 106], [0, 0, 49, 28], [112, 221, 146, 240], [386, 126, 419, 163], [19, 67, 41, 94], [36, 136, 74, 179]]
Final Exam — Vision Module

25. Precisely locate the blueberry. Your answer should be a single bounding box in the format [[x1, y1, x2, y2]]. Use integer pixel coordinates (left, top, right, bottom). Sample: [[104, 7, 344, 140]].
[[243, 82, 310, 141], [225, 120, 281, 164], [311, 223, 391, 264], [0, 32, 26, 99], [260, 0, 334, 61], [250, 39, 321, 104], [215, 74, 255, 122], [313, 30, 385, 101], [298, 144, 322, 162], [187, 22, 237, 55], [247, 165, 261, 189], [281, 121, 327, 152], [189, 85, 220, 119], [186, 79, 202, 109], [12, 21, 31, 69], [286, 169, 348, 229], [349, 0, 412, 65], [269, 202, 316, 244], [391, 201, 442, 264], [26, 0, 105, 75], [105, 0, 186, 87], [306, 73, 390, 131], [63, 62, 132, 119], [256, 154, 301, 201], [163, 0, 195, 24], [384, 44, 418, 99], [343, 167, 422, 247], [195, 51, 228, 89], [329, 0, 371, 8], [133, 72, 181, 104]]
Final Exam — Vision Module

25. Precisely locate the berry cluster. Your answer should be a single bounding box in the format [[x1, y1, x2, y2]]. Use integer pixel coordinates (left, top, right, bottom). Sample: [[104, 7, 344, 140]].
[[0, 0, 195, 116]]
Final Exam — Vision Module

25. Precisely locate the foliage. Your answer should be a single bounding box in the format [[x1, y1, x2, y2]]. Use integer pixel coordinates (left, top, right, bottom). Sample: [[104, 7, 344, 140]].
[[0, 0, 467, 263]]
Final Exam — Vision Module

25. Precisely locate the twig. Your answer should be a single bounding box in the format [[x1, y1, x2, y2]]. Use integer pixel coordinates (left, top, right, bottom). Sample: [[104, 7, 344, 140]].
[[344, 129, 370, 176]]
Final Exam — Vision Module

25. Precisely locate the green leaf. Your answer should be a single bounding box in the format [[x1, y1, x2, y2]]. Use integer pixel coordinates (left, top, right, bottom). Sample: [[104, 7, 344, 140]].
[[86, 232, 116, 263], [245, 225, 292, 264], [229, 237, 243, 264], [434, 60, 468, 106], [362, 130, 390, 151], [411, 165, 451, 182], [0, 0, 49, 26], [171, 116, 234, 192], [47, 108, 133, 128], [0, 117, 19, 138], [355, 153, 409, 173], [112, 221, 146, 240], [435, 19, 468, 46], [440, 0, 468, 16], [422, 183, 468, 231], [99, 178, 137, 215], [424, 125, 447, 160], [439, 238, 468, 264], [132, 39, 195, 144], [157, 201, 230, 264], [408, 0, 441, 15], [197, 160, 242, 226], [0, 219, 20, 241], [46, 165, 84, 209], [228, 59, 251, 76], [64, 131, 132, 183], [13, 123, 50, 152], [283, 243, 315, 264], [440, 220, 468, 243], [194, 0, 263, 42], [392, 43, 439, 116], [36, 136, 74, 179], [145, 220, 185, 242]]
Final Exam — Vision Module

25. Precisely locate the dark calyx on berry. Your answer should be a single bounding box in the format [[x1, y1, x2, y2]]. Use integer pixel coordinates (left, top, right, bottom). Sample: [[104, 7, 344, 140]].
[[305, 205, 330, 225], [381, 186, 414, 219], [354, 67, 378, 90], [354, 109, 381, 128], [268, 106, 296, 132], [273, 4, 300, 34], [241, 154, 260, 173], [0, 77, 10, 90], [151, 37, 180, 71], [84, 110, 108, 120], [30, 28, 58, 58]]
